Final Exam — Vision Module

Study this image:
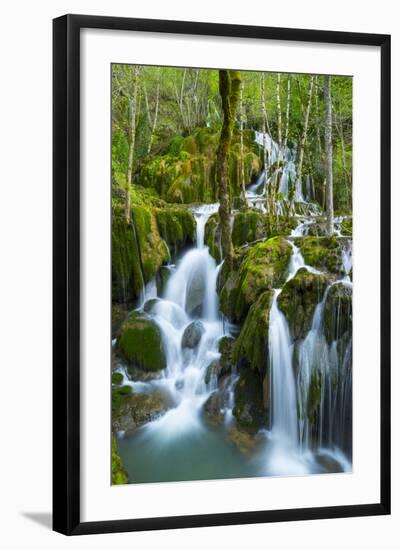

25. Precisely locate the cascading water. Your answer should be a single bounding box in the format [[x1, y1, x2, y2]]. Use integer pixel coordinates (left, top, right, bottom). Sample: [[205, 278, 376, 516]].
[[268, 290, 298, 444], [116, 135, 352, 483]]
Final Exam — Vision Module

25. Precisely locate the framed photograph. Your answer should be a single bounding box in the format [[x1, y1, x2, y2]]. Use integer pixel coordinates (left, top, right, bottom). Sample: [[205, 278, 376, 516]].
[[53, 14, 391, 535]]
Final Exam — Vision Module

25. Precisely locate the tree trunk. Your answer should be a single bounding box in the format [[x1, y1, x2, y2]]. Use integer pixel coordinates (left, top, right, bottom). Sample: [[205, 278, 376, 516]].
[[260, 73, 269, 207], [239, 84, 247, 207], [276, 73, 282, 151], [217, 70, 241, 269], [283, 75, 291, 152], [125, 66, 139, 223], [324, 75, 334, 236], [147, 76, 160, 155], [295, 76, 314, 196]]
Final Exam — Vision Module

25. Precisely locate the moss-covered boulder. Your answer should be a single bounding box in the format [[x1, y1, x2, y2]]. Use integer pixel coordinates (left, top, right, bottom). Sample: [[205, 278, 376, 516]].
[[218, 335, 235, 375], [295, 236, 343, 275], [112, 437, 128, 484], [204, 213, 222, 262], [232, 210, 266, 247], [112, 371, 124, 385], [278, 268, 328, 341], [232, 368, 265, 433], [154, 206, 195, 259], [138, 127, 261, 204], [112, 390, 172, 432], [112, 215, 144, 304], [220, 237, 292, 322], [117, 311, 166, 371], [233, 290, 273, 374], [203, 391, 225, 426], [323, 283, 352, 344]]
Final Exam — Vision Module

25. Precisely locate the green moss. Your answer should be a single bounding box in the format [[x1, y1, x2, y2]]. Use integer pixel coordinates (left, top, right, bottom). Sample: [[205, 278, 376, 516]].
[[232, 210, 266, 247], [112, 436, 128, 485], [295, 236, 343, 275], [233, 290, 273, 374], [112, 214, 144, 303], [307, 369, 322, 424], [232, 368, 265, 433], [138, 127, 261, 204], [112, 372, 124, 385], [154, 206, 195, 258], [221, 237, 292, 322], [112, 385, 132, 413], [341, 218, 352, 237], [323, 283, 352, 344], [278, 268, 328, 341], [117, 311, 166, 371], [204, 213, 222, 262]]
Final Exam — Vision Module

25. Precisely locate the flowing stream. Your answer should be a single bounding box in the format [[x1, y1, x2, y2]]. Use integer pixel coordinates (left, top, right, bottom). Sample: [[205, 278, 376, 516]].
[[116, 133, 352, 483]]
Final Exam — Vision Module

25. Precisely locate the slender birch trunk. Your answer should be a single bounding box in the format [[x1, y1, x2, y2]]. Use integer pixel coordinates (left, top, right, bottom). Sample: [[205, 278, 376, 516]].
[[125, 66, 139, 223], [147, 78, 160, 155], [217, 70, 241, 269], [296, 76, 315, 194], [276, 73, 282, 152], [261, 73, 270, 212], [239, 84, 247, 207], [283, 75, 291, 152], [324, 75, 334, 236]]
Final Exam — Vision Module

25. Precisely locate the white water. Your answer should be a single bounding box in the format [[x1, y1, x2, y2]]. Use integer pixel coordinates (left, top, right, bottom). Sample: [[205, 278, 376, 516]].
[[116, 132, 352, 482], [269, 290, 298, 444], [136, 205, 227, 437]]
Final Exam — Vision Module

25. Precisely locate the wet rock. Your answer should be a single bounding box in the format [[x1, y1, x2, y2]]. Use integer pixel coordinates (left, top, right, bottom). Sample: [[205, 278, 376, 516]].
[[220, 236, 292, 322], [232, 368, 266, 433], [228, 424, 260, 456], [323, 283, 352, 344], [112, 371, 124, 385], [181, 320, 205, 349], [278, 268, 328, 341], [294, 235, 343, 275], [112, 390, 172, 432], [218, 335, 235, 374], [205, 359, 221, 385], [143, 297, 160, 314], [203, 391, 225, 425], [117, 311, 166, 371], [233, 291, 273, 374]]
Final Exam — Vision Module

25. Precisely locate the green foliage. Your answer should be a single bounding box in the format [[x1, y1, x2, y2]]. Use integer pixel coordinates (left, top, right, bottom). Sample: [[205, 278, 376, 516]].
[[112, 436, 128, 484]]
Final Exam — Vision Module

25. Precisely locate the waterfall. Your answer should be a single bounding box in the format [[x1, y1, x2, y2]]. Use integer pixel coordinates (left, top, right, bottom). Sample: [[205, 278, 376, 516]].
[[269, 290, 298, 444], [139, 203, 225, 431]]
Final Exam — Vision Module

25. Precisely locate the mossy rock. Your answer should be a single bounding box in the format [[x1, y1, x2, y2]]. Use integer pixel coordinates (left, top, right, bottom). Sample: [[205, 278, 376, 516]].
[[278, 268, 328, 341], [111, 436, 128, 484], [233, 290, 273, 374], [112, 390, 172, 432], [112, 215, 143, 303], [138, 127, 261, 204], [112, 372, 124, 385], [341, 218, 352, 237], [220, 237, 292, 322], [112, 385, 132, 413], [218, 335, 235, 375], [117, 311, 166, 371], [204, 213, 222, 262], [154, 206, 196, 258], [202, 391, 225, 425], [132, 204, 169, 281], [232, 368, 265, 433], [232, 210, 266, 247], [295, 236, 343, 275], [323, 283, 352, 344]]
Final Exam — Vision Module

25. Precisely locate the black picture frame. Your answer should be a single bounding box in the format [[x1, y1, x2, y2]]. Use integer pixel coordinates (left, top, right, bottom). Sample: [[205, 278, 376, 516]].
[[53, 14, 391, 535]]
